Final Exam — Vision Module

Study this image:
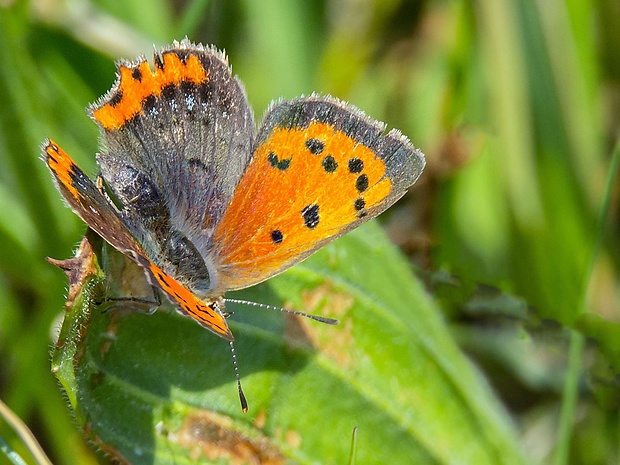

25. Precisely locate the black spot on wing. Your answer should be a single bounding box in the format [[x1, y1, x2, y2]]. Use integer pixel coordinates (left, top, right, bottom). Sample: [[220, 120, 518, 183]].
[[131, 67, 143, 82], [322, 155, 338, 173], [302, 204, 320, 229], [271, 229, 284, 243], [108, 91, 123, 108], [268, 152, 291, 170], [348, 158, 363, 173], [356, 174, 369, 193], [305, 138, 324, 155]]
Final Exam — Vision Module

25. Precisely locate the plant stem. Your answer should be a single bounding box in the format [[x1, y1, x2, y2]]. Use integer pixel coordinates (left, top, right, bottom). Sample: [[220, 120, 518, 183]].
[[554, 140, 620, 465]]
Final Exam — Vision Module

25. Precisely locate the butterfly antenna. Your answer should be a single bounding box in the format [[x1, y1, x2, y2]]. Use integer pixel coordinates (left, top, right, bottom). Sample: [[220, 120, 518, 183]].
[[224, 298, 339, 325], [229, 341, 248, 413]]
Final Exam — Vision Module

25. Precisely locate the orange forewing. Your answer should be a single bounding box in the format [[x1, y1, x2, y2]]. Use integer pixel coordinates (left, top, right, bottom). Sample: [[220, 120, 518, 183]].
[[44, 140, 233, 341], [212, 121, 392, 289], [44, 140, 138, 255]]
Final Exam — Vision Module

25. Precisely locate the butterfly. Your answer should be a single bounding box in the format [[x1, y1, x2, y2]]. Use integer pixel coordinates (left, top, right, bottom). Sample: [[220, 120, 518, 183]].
[[44, 39, 425, 410]]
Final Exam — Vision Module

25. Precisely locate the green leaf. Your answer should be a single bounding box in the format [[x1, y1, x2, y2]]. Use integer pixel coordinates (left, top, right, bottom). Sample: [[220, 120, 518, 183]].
[[52, 224, 525, 464]]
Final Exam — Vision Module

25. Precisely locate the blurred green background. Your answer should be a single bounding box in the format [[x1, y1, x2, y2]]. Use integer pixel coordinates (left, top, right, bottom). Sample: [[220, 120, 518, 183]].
[[0, 0, 619, 464]]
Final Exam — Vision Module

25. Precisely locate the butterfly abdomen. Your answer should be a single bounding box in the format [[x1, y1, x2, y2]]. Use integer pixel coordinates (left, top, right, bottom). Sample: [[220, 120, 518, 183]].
[[158, 231, 212, 295]]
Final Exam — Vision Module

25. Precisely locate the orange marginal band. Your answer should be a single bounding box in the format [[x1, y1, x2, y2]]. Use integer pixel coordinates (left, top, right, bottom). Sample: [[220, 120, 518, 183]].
[[92, 52, 208, 131], [147, 262, 234, 341]]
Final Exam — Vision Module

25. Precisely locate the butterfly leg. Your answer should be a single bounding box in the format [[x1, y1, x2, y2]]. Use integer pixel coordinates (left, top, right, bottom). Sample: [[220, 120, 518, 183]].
[[97, 284, 162, 315], [95, 175, 124, 214], [96, 253, 163, 315], [98, 286, 162, 315]]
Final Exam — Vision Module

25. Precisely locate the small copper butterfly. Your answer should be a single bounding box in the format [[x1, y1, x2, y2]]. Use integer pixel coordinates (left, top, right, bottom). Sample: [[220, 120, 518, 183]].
[[44, 39, 425, 409]]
